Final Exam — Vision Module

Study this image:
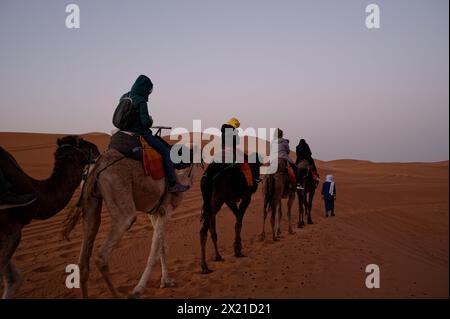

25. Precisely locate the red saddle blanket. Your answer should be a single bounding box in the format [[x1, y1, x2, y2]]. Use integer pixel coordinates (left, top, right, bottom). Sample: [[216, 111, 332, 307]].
[[140, 137, 165, 180], [287, 164, 296, 186], [240, 162, 253, 187]]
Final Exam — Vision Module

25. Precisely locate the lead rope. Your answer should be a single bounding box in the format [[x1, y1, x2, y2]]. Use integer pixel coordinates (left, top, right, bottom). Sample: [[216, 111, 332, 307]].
[[75, 148, 93, 208]]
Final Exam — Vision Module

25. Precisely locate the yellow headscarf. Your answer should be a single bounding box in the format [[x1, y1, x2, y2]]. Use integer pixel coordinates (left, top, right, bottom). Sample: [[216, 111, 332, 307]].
[[227, 117, 240, 129]]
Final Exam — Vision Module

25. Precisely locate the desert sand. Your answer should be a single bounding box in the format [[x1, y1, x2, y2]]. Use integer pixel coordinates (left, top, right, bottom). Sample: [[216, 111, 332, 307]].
[[0, 132, 448, 298]]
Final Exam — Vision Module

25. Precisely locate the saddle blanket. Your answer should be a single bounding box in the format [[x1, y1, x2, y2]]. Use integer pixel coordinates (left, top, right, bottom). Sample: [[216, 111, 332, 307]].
[[240, 162, 253, 188], [287, 164, 296, 186], [140, 137, 165, 180]]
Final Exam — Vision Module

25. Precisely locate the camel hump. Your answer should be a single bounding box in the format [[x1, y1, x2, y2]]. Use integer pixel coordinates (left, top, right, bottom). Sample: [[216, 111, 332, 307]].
[[108, 131, 142, 160], [0, 146, 34, 194], [96, 149, 128, 169]]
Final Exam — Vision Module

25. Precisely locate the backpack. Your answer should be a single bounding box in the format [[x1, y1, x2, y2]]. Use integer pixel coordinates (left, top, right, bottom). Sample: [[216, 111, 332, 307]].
[[112, 94, 137, 130]]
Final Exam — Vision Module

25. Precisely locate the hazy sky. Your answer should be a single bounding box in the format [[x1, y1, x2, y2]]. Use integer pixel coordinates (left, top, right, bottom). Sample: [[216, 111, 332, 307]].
[[0, 0, 448, 162]]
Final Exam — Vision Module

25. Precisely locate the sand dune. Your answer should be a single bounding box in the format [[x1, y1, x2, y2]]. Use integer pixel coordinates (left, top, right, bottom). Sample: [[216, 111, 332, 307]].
[[0, 132, 448, 298]]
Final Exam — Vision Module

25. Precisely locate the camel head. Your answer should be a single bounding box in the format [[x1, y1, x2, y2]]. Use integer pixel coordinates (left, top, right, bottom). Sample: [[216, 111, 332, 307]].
[[56, 135, 100, 166]]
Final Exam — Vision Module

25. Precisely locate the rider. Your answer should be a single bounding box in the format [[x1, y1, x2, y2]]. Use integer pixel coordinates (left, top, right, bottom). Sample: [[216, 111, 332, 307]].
[[0, 168, 37, 209], [295, 138, 319, 187], [271, 129, 302, 190], [123, 75, 189, 193], [220, 117, 260, 184], [220, 117, 241, 163]]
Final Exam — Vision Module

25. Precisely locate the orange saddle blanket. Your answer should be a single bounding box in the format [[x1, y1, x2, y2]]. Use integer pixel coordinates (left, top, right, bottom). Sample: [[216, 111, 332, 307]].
[[140, 137, 165, 180], [240, 162, 253, 187]]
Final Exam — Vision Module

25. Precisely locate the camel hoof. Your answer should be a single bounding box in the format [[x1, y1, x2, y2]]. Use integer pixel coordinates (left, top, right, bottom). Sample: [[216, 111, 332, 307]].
[[129, 285, 146, 299], [288, 229, 295, 235], [308, 220, 314, 225], [201, 268, 213, 275], [128, 292, 141, 299], [215, 255, 225, 262], [235, 252, 246, 258], [160, 279, 176, 288], [273, 237, 280, 242], [258, 233, 266, 241]]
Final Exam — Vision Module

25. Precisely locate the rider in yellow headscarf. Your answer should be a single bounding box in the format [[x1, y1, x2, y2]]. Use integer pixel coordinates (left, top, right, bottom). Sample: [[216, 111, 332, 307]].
[[221, 117, 241, 162]]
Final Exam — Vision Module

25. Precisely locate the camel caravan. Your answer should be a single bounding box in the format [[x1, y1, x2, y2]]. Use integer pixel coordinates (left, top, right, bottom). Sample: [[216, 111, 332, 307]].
[[0, 75, 323, 299]]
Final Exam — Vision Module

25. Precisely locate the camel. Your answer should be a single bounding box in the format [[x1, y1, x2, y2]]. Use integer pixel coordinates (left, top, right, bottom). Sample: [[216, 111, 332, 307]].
[[200, 155, 262, 274], [63, 145, 201, 299], [0, 136, 100, 299], [259, 159, 295, 242], [297, 164, 317, 227]]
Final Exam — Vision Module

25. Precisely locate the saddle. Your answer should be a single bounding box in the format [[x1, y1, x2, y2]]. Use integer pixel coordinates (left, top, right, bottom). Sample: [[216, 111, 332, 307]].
[[298, 159, 320, 188], [276, 158, 296, 187], [108, 131, 181, 180], [287, 164, 296, 186], [203, 161, 254, 188]]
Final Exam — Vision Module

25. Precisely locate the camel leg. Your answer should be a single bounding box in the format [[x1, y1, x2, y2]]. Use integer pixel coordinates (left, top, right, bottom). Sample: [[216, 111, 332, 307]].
[[96, 207, 136, 298], [209, 214, 223, 261], [226, 202, 242, 256], [287, 192, 295, 234], [199, 215, 212, 274], [234, 212, 246, 257], [259, 179, 270, 241], [131, 214, 164, 296], [158, 211, 176, 289], [200, 217, 212, 274], [2, 262, 22, 299], [200, 199, 223, 274], [78, 196, 102, 299], [276, 199, 282, 237], [297, 190, 305, 228], [307, 191, 314, 224], [270, 200, 278, 241], [159, 230, 175, 288], [0, 219, 22, 299], [303, 194, 308, 226], [234, 197, 251, 256], [259, 199, 268, 241]]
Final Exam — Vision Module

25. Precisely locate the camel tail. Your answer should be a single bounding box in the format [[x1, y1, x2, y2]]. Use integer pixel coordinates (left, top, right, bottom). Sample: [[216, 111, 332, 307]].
[[62, 164, 102, 241]]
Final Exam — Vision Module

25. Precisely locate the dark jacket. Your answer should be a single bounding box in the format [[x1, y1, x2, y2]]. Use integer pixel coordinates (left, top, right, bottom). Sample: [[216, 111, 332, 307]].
[[296, 140, 312, 164], [123, 75, 154, 134], [221, 124, 240, 149]]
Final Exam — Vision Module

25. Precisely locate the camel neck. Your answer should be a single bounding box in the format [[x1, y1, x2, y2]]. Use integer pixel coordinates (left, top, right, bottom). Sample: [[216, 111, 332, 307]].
[[32, 148, 85, 220]]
